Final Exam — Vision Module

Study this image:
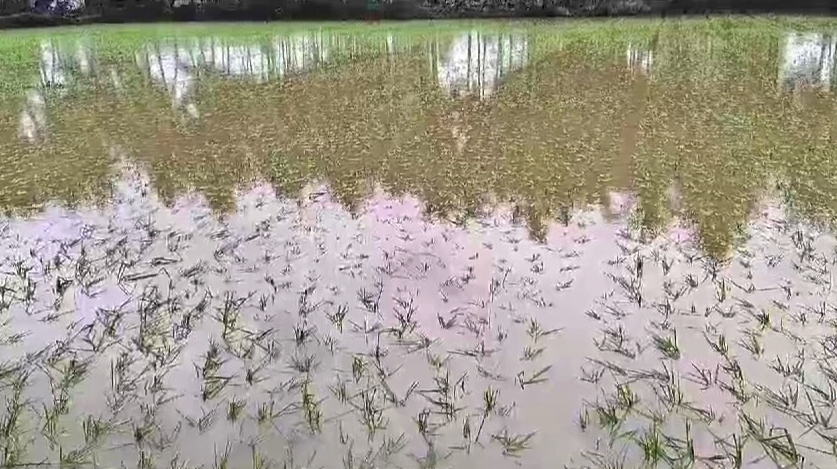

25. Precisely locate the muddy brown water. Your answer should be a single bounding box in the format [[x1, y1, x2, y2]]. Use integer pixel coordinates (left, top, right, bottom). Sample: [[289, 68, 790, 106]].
[[1, 25, 837, 469]]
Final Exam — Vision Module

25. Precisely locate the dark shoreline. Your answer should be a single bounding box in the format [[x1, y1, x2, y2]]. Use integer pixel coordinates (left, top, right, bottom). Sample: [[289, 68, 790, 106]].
[[1, 1, 835, 29]]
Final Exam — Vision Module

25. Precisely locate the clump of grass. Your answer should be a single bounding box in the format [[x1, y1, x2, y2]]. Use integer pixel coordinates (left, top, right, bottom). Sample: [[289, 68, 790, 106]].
[[327, 303, 348, 332], [634, 424, 669, 466], [227, 398, 246, 423], [356, 387, 386, 442], [491, 429, 535, 457], [0, 371, 30, 467], [652, 330, 680, 360], [475, 386, 498, 443], [301, 380, 322, 434]]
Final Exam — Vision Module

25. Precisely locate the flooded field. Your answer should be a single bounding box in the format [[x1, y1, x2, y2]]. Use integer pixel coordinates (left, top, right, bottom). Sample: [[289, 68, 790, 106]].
[[2, 17, 837, 469]]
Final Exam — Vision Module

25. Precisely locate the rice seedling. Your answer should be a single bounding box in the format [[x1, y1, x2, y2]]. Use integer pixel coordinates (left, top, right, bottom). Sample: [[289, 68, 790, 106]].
[[652, 330, 681, 360], [525, 318, 561, 342], [356, 387, 387, 442], [290, 353, 318, 373], [596, 324, 639, 359], [226, 398, 246, 423], [0, 372, 30, 467], [521, 345, 545, 361], [490, 429, 535, 457], [515, 365, 552, 390], [328, 303, 349, 333], [634, 424, 669, 466], [301, 380, 323, 434], [738, 330, 764, 358]]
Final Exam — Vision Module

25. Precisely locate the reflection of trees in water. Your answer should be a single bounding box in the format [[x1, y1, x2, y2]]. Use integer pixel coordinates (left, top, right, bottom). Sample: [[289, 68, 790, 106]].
[[768, 34, 837, 233], [625, 44, 652, 75], [779, 32, 837, 92], [137, 43, 198, 117], [18, 90, 47, 144], [18, 41, 65, 143], [38, 41, 67, 88], [17, 33, 393, 133], [434, 31, 528, 99], [18, 40, 96, 143], [135, 34, 337, 117], [15, 32, 482, 140], [4, 30, 837, 258]]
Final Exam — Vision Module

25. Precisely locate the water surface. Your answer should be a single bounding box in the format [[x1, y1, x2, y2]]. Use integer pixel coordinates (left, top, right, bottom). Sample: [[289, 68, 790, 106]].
[[1, 22, 837, 469]]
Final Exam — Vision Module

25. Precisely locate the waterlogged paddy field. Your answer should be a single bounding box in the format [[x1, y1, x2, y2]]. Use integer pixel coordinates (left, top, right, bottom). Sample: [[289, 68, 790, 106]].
[[3, 17, 837, 469]]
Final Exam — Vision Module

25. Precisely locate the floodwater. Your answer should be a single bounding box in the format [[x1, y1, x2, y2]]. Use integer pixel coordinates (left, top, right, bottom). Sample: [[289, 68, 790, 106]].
[[1, 23, 837, 469]]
